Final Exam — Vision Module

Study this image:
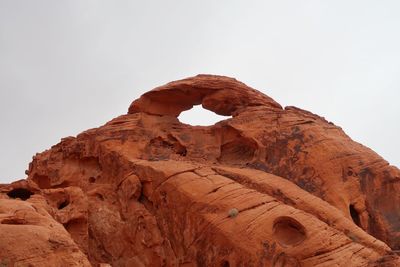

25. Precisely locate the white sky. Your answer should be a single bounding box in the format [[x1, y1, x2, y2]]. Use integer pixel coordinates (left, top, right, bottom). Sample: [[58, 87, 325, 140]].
[[1, 1, 399, 183]]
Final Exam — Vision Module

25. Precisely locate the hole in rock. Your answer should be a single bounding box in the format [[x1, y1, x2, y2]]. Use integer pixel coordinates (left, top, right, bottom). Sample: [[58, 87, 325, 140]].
[[58, 199, 70, 210], [273, 216, 306, 247], [178, 105, 231, 126], [221, 260, 230, 267], [350, 204, 361, 227], [7, 188, 34, 200]]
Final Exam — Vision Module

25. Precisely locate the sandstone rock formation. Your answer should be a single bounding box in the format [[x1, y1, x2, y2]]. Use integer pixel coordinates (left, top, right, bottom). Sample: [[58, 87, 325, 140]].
[[1, 74, 400, 266]]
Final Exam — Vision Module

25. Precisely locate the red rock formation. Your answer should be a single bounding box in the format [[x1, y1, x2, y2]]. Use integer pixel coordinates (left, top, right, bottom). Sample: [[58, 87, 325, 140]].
[[1, 75, 400, 266]]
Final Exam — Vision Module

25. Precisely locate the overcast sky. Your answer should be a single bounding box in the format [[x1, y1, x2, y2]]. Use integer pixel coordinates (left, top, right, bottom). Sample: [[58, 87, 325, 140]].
[[1, 1, 399, 183]]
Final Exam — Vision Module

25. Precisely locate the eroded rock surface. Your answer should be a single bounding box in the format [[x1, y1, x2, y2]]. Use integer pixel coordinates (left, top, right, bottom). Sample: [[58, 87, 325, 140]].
[[1, 74, 399, 266]]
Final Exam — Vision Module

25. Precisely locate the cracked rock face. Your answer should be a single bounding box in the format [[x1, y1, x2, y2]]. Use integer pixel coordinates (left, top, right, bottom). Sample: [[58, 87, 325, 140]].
[[1, 74, 400, 266]]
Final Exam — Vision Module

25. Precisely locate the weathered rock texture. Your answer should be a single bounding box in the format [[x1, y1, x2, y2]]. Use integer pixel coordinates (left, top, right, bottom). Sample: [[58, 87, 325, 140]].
[[1, 74, 400, 266]]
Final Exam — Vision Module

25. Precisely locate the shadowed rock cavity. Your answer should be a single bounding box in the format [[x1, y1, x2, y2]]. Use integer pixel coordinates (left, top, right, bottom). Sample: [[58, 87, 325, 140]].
[[7, 188, 33, 200], [273, 217, 307, 247]]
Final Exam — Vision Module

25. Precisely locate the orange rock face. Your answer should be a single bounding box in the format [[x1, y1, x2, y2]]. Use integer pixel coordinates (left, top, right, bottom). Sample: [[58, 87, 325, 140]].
[[1, 75, 400, 266]]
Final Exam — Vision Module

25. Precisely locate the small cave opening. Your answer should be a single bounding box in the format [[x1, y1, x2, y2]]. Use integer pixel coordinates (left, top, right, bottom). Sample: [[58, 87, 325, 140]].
[[7, 188, 34, 201], [58, 199, 70, 210], [349, 204, 361, 227], [273, 216, 306, 247], [221, 260, 230, 267], [178, 105, 231, 126]]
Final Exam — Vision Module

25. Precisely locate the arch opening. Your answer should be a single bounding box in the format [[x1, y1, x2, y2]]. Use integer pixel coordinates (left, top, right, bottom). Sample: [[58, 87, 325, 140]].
[[178, 105, 231, 126]]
